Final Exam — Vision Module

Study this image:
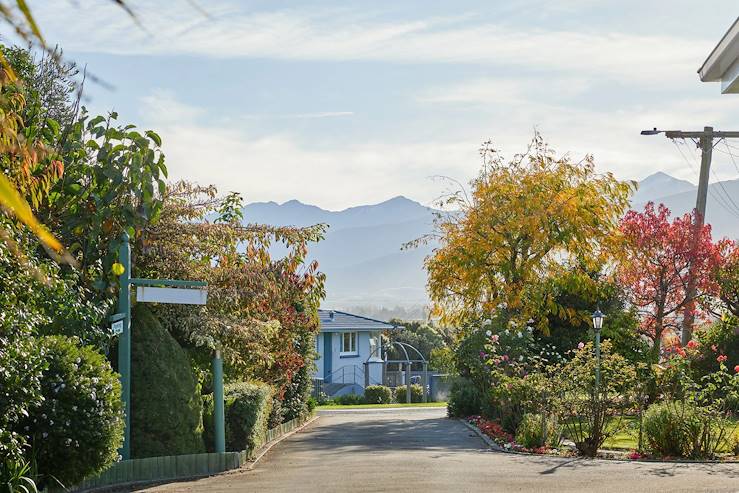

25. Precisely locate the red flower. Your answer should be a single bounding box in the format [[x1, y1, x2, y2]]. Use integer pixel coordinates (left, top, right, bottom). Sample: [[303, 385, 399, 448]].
[[717, 354, 728, 363], [686, 340, 699, 349], [734, 365, 739, 373]]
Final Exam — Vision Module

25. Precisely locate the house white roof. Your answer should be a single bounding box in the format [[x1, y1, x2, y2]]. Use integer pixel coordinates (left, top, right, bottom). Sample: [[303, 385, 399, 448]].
[[699, 17, 739, 93], [318, 309, 399, 333]]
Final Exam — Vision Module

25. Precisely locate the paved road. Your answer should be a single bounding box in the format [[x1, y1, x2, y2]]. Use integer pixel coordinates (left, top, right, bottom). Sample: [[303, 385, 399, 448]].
[[143, 408, 739, 493]]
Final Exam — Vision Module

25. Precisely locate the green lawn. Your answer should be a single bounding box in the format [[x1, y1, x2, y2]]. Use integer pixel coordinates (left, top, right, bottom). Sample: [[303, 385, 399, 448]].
[[317, 401, 448, 410]]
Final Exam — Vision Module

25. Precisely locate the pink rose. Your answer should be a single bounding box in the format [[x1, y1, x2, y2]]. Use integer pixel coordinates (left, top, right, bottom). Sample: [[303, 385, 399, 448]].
[[577, 342, 585, 350]]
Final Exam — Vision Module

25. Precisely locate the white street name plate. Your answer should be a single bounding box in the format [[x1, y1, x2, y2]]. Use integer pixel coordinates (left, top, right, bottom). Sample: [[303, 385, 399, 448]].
[[136, 286, 208, 305]]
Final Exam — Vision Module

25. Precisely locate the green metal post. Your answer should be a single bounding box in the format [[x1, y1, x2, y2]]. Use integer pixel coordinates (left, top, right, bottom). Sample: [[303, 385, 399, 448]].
[[117, 232, 132, 460], [213, 349, 226, 453], [595, 330, 601, 398]]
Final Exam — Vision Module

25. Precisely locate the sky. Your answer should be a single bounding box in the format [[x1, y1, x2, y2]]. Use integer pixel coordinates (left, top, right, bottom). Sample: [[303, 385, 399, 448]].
[[15, 0, 739, 210]]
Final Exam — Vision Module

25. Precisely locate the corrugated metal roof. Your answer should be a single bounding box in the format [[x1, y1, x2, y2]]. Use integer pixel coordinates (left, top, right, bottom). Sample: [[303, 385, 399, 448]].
[[318, 309, 399, 332]]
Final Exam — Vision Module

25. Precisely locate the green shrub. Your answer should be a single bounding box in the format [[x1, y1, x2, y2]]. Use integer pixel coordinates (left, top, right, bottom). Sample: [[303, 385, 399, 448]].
[[334, 393, 363, 405], [363, 386, 393, 404], [515, 414, 561, 449], [642, 401, 702, 457], [641, 401, 734, 459], [24, 336, 123, 487], [130, 306, 205, 458], [394, 384, 424, 403], [447, 378, 482, 417], [223, 382, 273, 452]]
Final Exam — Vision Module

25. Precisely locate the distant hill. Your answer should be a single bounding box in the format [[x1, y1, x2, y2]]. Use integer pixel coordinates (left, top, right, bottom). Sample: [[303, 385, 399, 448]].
[[241, 196, 438, 308], [243, 173, 739, 312], [631, 174, 739, 240]]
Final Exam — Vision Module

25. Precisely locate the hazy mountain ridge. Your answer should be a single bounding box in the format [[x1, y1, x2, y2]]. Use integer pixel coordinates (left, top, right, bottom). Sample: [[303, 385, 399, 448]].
[[242, 172, 739, 312]]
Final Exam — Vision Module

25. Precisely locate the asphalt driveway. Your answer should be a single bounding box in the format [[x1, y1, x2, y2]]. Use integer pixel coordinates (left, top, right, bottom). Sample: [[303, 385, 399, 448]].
[[142, 407, 739, 493]]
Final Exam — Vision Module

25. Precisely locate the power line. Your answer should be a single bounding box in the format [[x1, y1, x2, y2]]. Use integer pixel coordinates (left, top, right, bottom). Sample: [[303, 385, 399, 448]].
[[671, 139, 739, 220]]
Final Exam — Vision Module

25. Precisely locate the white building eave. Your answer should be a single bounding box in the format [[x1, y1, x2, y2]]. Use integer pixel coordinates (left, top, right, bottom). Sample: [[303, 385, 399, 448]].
[[699, 17, 739, 93]]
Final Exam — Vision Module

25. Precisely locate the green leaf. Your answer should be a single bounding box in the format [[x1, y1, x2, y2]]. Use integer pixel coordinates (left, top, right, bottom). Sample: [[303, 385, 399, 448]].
[[145, 130, 162, 147]]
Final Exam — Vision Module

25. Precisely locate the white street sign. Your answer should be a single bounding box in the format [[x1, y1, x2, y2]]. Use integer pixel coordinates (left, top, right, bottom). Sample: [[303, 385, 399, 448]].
[[136, 286, 208, 305], [111, 320, 124, 335]]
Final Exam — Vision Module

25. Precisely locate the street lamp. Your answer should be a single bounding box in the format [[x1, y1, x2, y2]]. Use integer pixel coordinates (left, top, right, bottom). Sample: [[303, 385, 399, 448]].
[[592, 309, 604, 395]]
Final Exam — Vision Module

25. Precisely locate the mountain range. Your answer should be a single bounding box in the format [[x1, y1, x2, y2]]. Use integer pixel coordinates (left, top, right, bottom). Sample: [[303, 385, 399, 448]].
[[241, 172, 739, 313]]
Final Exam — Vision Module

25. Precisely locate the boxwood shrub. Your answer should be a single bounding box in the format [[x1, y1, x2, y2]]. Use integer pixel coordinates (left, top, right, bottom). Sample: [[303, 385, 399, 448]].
[[363, 385, 393, 404], [23, 336, 124, 487]]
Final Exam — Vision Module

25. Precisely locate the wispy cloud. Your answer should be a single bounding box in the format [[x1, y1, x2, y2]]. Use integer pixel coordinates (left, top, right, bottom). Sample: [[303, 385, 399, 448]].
[[139, 91, 739, 210], [35, 1, 712, 84]]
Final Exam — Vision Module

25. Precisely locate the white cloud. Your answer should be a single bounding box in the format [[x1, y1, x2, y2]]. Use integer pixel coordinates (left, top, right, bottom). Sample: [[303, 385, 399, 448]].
[[140, 90, 739, 210], [35, 1, 712, 85]]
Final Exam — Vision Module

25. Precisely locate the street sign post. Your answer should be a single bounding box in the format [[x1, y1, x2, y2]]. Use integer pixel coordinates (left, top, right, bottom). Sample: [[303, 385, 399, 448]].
[[115, 233, 220, 459]]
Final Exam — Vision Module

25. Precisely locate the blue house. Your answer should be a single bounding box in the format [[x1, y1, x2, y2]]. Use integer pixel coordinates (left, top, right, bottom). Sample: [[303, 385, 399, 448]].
[[315, 310, 399, 396]]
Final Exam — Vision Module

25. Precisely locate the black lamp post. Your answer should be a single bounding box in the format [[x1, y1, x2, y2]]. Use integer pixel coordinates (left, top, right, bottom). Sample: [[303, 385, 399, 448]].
[[592, 309, 604, 394]]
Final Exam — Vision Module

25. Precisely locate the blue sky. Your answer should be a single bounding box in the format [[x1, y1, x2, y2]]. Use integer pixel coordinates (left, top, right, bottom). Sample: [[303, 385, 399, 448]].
[[19, 0, 739, 209]]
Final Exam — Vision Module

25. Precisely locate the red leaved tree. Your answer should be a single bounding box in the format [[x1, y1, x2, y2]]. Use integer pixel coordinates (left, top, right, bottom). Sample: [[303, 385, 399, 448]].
[[616, 202, 724, 360]]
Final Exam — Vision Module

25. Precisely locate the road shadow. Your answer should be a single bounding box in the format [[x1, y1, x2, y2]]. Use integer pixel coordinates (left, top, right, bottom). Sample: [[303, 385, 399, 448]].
[[289, 415, 484, 455]]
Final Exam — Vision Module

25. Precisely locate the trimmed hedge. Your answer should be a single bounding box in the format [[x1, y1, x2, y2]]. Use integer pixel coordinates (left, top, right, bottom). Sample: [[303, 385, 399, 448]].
[[364, 385, 393, 404], [24, 336, 124, 487], [204, 382, 273, 453], [130, 305, 205, 458], [394, 384, 424, 403]]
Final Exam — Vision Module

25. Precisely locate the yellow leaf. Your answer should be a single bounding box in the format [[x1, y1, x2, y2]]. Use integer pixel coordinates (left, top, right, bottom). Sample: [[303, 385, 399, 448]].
[[0, 171, 62, 252]]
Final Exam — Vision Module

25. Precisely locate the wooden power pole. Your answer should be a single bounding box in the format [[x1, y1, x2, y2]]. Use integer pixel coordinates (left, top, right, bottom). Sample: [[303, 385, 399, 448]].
[[641, 127, 739, 345]]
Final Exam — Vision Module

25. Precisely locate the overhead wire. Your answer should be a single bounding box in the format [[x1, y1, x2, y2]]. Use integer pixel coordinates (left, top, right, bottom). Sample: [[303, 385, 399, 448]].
[[671, 139, 739, 220]]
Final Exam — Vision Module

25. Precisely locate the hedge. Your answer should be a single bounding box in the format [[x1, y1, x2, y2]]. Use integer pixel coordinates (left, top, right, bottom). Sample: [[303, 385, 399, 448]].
[[130, 305, 205, 458], [205, 381, 273, 453]]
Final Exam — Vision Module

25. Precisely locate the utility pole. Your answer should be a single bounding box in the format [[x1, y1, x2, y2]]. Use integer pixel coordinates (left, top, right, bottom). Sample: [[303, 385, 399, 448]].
[[641, 127, 739, 344]]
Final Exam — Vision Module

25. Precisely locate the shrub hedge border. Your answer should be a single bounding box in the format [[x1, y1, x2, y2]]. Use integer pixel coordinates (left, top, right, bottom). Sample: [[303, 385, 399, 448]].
[[461, 419, 739, 463], [70, 413, 316, 492]]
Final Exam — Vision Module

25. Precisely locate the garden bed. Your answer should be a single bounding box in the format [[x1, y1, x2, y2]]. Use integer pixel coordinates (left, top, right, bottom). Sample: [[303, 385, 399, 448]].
[[462, 416, 739, 463]]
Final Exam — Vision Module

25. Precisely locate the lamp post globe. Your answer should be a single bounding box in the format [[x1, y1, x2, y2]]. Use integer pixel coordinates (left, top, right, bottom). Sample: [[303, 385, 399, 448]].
[[592, 309, 604, 331]]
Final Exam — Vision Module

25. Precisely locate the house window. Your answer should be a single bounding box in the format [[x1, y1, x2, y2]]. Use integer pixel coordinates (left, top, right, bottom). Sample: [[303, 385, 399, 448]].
[[369, 334, 378, 358], [341, 332, 357, 355]]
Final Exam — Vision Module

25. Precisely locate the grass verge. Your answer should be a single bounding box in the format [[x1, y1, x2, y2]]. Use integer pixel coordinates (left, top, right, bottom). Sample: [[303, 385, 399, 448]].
[[317, 402, 448, 410]]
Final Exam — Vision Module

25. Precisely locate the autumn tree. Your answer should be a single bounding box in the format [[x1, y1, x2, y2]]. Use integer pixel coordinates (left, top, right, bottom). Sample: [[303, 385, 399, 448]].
[[418, 134, 633, 328], [616, 202, 724, 360], [715, 241, 739, 319], [134, 182, 326, 397]]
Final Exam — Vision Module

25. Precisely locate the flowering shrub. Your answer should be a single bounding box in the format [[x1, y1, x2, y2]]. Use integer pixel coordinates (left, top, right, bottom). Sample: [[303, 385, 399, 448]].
[[23, 336, 124, 487], [552, 340, 638, 457]]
